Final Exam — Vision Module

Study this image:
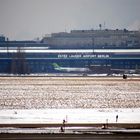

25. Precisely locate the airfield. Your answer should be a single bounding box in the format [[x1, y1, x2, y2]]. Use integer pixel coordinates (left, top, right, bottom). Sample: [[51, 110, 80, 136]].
[[0, 76, 140, 139], [0, 76, 140, 109]]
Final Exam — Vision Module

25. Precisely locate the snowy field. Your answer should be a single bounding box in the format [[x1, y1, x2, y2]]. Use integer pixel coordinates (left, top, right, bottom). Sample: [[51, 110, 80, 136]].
[[0, 109, 140, 136], [0, 77, 140, 109], [0, 109, 140, 124], [0, 77, 140, 131], [0, 109, 140, 134]]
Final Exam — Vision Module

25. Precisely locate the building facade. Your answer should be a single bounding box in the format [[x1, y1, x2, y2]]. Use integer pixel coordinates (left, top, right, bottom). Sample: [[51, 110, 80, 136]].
[[0, 29, 140, 74], [42, 29, 140, 49]]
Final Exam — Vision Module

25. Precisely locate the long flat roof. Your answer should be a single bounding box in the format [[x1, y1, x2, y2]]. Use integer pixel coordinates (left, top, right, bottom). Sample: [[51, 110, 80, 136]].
[[1, 49, 140, 53]]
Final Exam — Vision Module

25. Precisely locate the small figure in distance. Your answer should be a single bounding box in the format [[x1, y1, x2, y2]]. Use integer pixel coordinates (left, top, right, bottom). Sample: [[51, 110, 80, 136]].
[[60, 119, 66, 132], [63, 119, 66, 128], [63, 119, 66, 124], [60, 126, 64, 132], [123, 74, 127, 79], [116, 115, 118, 122]]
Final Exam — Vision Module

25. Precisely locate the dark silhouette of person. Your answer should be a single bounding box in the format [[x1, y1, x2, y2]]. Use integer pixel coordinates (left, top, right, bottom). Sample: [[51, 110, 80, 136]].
[[116, 115, 118, 122], [60, 126, 64, 132], [60, 119, 66, 132], [123, 74, 127, 79]]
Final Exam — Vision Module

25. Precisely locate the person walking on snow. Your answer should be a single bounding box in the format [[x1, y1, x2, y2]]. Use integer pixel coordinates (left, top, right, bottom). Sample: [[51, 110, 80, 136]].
[[116, 115, 118, 122]]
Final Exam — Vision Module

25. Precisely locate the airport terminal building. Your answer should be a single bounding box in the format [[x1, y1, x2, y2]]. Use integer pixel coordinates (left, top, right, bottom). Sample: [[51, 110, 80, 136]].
[[0, 29, 140, 74]]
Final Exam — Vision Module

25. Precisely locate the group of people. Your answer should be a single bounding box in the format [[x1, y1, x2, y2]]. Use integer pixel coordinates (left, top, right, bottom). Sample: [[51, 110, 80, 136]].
[[60, 115, 119, 131], [102, 115, 119, 129]]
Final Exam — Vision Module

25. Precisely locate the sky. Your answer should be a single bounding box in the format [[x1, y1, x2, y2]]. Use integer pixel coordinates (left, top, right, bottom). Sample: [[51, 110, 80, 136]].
[[0, 0, 140, 40]]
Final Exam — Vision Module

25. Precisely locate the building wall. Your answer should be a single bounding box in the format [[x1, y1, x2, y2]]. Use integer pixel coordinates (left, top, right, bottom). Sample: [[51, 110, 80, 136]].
[[0, 36, 5, 42], [46, 37, 93, 47], [42, 30, 140, 48]]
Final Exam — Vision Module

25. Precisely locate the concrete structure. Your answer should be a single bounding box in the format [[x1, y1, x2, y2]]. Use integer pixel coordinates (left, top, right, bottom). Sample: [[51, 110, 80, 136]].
[[42, 29, 140, 49], [0, 29, 140, 74]]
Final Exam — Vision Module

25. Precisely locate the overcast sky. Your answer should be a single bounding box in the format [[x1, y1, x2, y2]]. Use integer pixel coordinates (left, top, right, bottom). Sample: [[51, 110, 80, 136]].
[[0, 0, 140, 40]]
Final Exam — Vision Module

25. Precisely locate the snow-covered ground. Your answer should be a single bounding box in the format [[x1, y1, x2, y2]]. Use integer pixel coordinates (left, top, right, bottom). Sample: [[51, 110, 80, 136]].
[[0, 108, 140, 124], [0, 77, 140, 109], [0, 77, 140, 133]]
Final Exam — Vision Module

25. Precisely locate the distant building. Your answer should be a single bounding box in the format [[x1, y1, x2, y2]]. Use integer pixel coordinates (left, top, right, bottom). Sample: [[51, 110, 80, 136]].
[[0, 35, 6, 42], [42, 29, 140, 49], [0, 29, 140, 74]]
